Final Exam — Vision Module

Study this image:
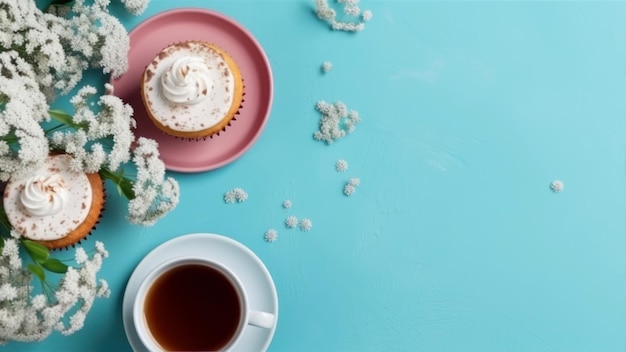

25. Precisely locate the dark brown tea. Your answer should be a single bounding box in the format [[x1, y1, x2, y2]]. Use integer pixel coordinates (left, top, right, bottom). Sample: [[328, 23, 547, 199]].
[[144, 264, 242, 351]]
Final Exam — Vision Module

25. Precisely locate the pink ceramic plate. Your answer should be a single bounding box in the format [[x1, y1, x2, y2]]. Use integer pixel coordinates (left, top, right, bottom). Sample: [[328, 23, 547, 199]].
[[111, 8, 273, 172]]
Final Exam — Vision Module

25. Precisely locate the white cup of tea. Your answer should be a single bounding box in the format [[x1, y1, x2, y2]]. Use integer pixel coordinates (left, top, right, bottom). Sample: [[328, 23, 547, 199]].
[[133, 257, 275, 351]]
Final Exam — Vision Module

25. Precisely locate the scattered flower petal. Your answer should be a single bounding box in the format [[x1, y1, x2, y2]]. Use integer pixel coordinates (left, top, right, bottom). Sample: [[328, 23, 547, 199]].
[[550, 180, 564, 193], [336, 159, 349, 172], [285, 215, 299, 229], [348, 177, 361, 186], [344, 183, 356, 196], [344, 177, 361, 196], [299, 218, 313, 232], [362, 9, 373, 21], [224, 188, 248, 204], [314, 0, 372, 32], [321, 61, 333, 73], [264, 229, 278, 242], [313, 101, 361, 144]]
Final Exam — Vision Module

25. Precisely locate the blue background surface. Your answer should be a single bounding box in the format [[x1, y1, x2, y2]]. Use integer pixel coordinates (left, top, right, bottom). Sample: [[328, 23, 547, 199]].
[[12, 1, 626, 351]]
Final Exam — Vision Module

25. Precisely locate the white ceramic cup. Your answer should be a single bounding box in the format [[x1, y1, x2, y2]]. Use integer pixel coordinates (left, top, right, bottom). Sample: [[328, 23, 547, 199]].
[[133, 257, 275, 351]]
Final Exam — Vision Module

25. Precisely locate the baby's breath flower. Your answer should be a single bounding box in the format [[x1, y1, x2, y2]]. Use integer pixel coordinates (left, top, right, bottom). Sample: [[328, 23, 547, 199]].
[[0, 284, 18, 301], [550, 179, 564, 193], [95, 241, 108, 258], [314, 101, 361, 144], [299, 218, 313, 232], [96, 279, 110, 298], [2, 240, 21, 270], [348, 177, 361, 186], [314, 0, 336, 20], [344, 5, 360, 16], [0, 240, 108, 343], [321, 61, 333, 73], [314, 0, 371, 32], [331, 20, 365, 32], [234, 188, 248, 202], [30, 295, 46, 311], [120, 0, 150, 15], [74, 248, 88, 265], [264, 229, 278, 243], [336, 159, 348, 172], [282, 200, 292, 209], [51, 86, 135, 173], [224, 191, 237, 204], [362, 9, 373, 21], [344, 177, 361, 196], [224, 188, 248, 204], [344, 183, 356, 196], [285, 216, 298, 229], [127, 138, 180, 226]]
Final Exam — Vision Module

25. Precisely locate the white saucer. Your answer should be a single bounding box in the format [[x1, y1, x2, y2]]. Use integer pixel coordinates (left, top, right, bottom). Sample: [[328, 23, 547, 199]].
[[122, 233, 278, 352]]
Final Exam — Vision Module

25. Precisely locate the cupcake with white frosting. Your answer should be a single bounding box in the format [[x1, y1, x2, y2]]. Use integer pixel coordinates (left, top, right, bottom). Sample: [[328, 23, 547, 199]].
[[3, 154, 105, 249], [140, 40, 244, 139]]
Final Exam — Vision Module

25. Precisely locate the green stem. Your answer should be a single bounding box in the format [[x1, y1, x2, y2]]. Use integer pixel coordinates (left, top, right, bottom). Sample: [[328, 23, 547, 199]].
[[44, 123, 70, 137], [48, 110, 88, 130], [43, 0, 74, 12], [99, 167, 136, 200], [2, 130, 18, 146], [0, 206, 11, 238]]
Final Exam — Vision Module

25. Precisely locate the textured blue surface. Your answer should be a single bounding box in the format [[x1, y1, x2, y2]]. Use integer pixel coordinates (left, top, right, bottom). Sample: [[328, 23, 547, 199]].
[[12, 1, 626, 351]]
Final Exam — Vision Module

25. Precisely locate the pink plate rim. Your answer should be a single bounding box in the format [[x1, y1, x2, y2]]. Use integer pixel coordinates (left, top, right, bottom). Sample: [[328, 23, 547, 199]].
[[113, 7, 273, 173]]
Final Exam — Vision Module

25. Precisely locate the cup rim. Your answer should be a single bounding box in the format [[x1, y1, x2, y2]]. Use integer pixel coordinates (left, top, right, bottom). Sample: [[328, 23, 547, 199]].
[[133, 256, 249, 351]]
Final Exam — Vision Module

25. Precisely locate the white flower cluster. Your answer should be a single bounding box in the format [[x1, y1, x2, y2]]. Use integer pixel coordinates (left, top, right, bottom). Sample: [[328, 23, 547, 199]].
[[50, 85, 135, 173], [313, 100, 361, 144], [321, 61, 333, 73], [264, 229, 278, 243], [284, 215, 313, 232], [121, 0, 150, 15], [224, 188, 248, 204], [0, 239, 109, 343], [550, 179, 564, 193], [128, 138, 180, 226], [281, 200, 313, 232], [299, 218, 313, 232], [1, 0, 142, 96], [344, 177, 360, 196], [314, 0, 373, 32], [335, 159, 349, 172], [285, 215, 298, 229], [0, 0, 147, 180]]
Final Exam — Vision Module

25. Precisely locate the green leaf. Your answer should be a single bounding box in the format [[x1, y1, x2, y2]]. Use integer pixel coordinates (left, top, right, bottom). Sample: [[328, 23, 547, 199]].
[[99, 168, 136, 200], [41, 258, 68, 274], [118, 177, 136, 200], [48, 109, 88, 130], [0, 206, 11, 237], [27, 264, 45, 281], [48, 109, 74, 125], [21, 239, 49, 264]]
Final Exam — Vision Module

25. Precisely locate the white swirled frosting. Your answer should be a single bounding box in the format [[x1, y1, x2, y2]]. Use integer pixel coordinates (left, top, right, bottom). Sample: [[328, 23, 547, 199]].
[[161, 56, 213, 105], [2, 155, 93, 241], [20, 174, 68, 217], [142, 42, 236, 132]]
